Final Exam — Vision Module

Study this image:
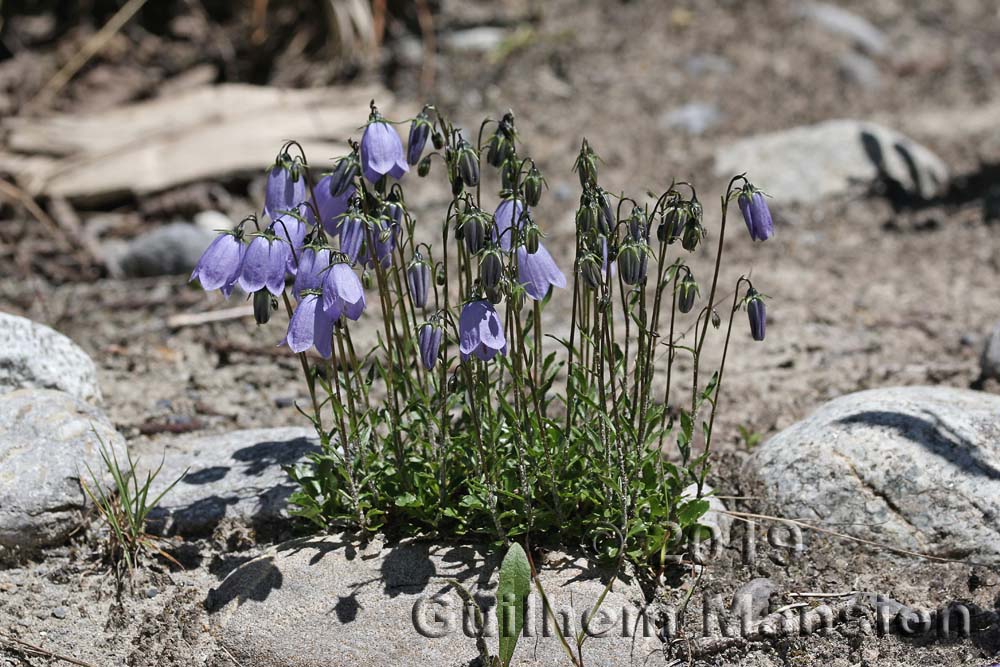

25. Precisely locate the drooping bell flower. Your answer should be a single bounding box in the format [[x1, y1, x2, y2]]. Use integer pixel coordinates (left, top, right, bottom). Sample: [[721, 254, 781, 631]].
[[238, 234, 289, 296], [283, 293, 335, 358], [597, 188, 615, 235], [459, 299, 506, 362], [407, 109, 432, 166], [293, 247, 331, 298], [264, 156, 307, 221], [493, 197, 523, 251], [311, 176, 355, 236], [191, 231, 245, 298], [271, 209, 308, 274], [579, 253, 603, 291], [407, 254, 431, 309], [746, 287, 766, 341], [516, 242, 566, 301], [658, 202, 687, 243], [418, 322, 443, 370], [322, 262, 366, 321], [738, 186, 774, 242], [360, 112, 408, 184]]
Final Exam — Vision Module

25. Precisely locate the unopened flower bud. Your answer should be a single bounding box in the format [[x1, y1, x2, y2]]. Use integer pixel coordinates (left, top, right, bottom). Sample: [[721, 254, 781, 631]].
[[574, 139, 599, 188], [628, 207, 647, 241], [329, 153, 360, 197], [681, 218, 704, 252], [598, 189, 614, 235], [407, 110, 432, 166], [432, 131, 445, 150], [500, 159, 518, 191], [253, 289, 273, 325], [418, 322, 443, 370], [480, 249, 503, 289], [524, 167, 543, 207], [407, 255, 431, 309], [462, 211, 487, 255], [576, 202, 599, 234], [456, 140, 480, 187], [618, 243, 647, 285], [580, 253, 603, 290], [524, 223, 541, 254], [417, 155, 432, 177], [677, 272, 698, 313], [486, 132, 513, 168], [486, 285, 504, 305], [747, 287, 766, 341], [658, 203, 687, 243]]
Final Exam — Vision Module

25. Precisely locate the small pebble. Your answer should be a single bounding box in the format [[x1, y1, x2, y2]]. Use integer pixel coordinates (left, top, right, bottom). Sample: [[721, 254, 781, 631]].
[[52, 606, 67, 619], [145, 587, 159, 599]]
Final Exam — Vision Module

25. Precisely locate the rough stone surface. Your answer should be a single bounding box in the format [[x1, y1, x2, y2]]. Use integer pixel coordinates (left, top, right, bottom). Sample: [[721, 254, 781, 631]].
[[748, 386, 1000, 563], [659, 102, 722, 136], [682, 483, 732, 548], [979, 322, 1000, 381], [0, 389, 126, 550], [136, 427, 319, 537], [0, 313, 102, 404], [714, 119, 949, 205], [116, 221, 216, 278], [731, 578, 778, 621], [209, 536, 663, 667]]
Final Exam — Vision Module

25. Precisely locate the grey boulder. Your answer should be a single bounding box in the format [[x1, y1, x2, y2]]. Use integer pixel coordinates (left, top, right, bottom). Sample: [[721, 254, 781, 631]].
[[714, 119, 949, 205], [115, 221, 217, 278], [209, 536, 662, 667], [748, 386, 1000, 563], [136, 427, 319, 537], [0, 389, 126, 550], [0, 313, 101, 404]]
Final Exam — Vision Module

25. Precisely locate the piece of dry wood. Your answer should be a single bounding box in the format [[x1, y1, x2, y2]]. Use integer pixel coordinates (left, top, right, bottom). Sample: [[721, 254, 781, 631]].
[[2, 83, 408, 202], [166, 305, 252, 329], [0, 630, 98, 667]]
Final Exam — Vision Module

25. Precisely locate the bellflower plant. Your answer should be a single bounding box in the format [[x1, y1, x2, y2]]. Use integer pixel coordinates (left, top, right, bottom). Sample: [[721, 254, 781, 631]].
[[188, 106, 775, 574]]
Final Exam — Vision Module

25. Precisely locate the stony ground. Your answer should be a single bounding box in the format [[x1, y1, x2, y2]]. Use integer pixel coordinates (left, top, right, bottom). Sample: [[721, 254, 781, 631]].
[[2, 0, 1000, 665]]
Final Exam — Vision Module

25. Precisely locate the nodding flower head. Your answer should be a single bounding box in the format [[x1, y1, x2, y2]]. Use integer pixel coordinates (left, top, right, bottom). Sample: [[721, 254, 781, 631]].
[[293, 246, 331, 299], [459, 299, 506, 362], [493, 197, 523, 251], [407, 254, 432, 309], [456, 139, 480, 188], [238, 234, 289, 296], [746, 287, 766, 341], [677, 270, 698, 314], [360, 112, 409, 184], [271, 209, 308, 274], [312, 175, 355, 236], [579, 252, 604, 291], [361, 215, 397, 270], [418, 322, 443, 371], [627, 207, 648, 242], [284, 293, 336, 358], [265, 154, 307, 221], [322, 261, 366, 322], [487, 111, 516, 168], [737, 185, 774, 242], [517, 241, 566, 301], [191, 231, 245, 298], [329, 153, 360, 197], [576, 196, 600, 235], [407, 109, 432, 166]]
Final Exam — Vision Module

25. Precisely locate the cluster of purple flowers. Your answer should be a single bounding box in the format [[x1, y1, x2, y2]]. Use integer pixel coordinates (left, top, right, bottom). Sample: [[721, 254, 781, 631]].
[[191, 104, 570, 371]]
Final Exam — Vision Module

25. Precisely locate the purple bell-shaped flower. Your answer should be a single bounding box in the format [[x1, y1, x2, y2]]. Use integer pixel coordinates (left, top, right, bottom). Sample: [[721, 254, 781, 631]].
[[322, 262, 366, 322], [191, 232, 245, 298], [516, 242, 566, 301], [265, 157, 307, 222], [493, 197, 524, 251], [418, 322, 443, 370], [238, 235, 289, 296], [360, 114, 409, 184], [284, 293, 336, 358], [459, 299, 507, 362], [292, 247, 331, 299], [738, 186, 774, 242]]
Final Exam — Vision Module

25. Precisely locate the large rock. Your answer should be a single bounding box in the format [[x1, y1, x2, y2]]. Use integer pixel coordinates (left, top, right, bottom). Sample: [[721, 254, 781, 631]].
[[0, 389, 125, 550], [748, 386, 1000, 563], [137, 427, 319, 537], [0, 313, 101, 404], [115, 221, 217, 278], [714, 120, 949, 205], [209, 536, 662, 667]]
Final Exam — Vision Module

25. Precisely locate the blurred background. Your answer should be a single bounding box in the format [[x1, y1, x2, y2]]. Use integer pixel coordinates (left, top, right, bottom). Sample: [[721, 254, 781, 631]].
[[0, 0, 998, 447]]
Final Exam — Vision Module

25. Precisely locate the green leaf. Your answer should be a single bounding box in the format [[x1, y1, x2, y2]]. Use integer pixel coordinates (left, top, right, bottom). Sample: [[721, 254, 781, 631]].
[[497, 542, 531, 666]]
